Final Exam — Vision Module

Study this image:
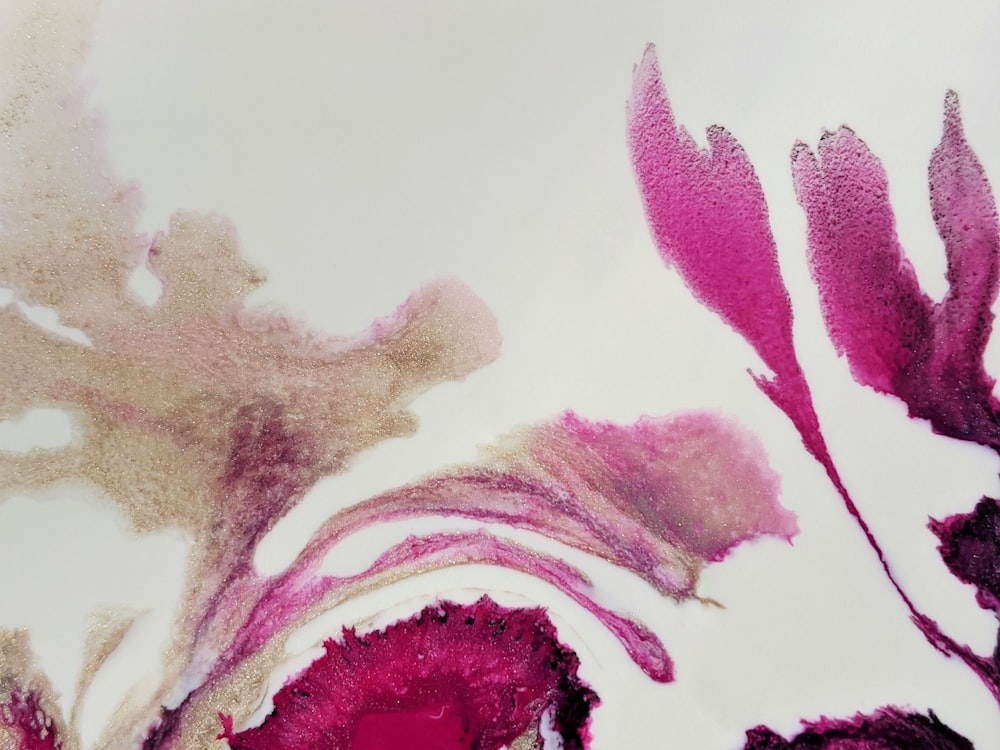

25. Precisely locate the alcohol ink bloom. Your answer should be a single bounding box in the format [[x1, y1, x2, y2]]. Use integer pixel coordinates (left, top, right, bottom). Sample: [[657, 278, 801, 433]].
[[629, 41, 1000, 708], [0, 631, 67, 750], [310, 410, 795, 601], [793, 93, 1000, 449], [0, 691, 62, 750], [222, 598, 598, 750], [743, 707, 974, 750], [626, 43, 840, 482], [219, 409, 791, 697], [626, 44, 794, 375]]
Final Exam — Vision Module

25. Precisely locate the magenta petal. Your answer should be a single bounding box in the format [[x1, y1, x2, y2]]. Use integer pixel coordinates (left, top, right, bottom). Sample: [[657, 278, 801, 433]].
[[627, 45, 798, 384], [932, 92, 1000, 349], [922, 92, 1000, 445], [222, 598, 598, 750], [554, 411, 796, 562], [743, 707, 973, 749], [792, 128, 934, 396]]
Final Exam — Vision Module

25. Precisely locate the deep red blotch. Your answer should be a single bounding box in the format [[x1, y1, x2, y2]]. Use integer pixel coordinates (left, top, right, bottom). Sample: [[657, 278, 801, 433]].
[[221, 597, 598, 750]]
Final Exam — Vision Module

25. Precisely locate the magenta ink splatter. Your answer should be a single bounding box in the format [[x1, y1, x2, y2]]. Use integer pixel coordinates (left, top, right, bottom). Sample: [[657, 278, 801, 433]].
[[221, 598, 597, 750], [743, 708, 974, 750], [793, 92, 1000, 449], [928, 497, 1000, 718]]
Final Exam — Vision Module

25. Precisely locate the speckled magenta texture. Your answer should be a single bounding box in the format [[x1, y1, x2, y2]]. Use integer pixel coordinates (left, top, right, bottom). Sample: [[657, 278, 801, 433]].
[[793, 93, 1000, 449], [627, 44, 846, 504], [743, 707, 974, 750], [0, 691, 62, 750], [221, 598, 597, 750], [628, 43, 1000, 708]]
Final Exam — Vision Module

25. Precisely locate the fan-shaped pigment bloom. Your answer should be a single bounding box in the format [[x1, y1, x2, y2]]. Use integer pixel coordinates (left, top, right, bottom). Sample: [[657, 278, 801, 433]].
[[793, 93, 1000, 450], [221, 598, 598, 750]]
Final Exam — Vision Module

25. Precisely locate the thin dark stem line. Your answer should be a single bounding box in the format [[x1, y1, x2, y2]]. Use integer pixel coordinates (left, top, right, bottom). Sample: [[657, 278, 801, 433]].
[[823, 460, 1000, 704]]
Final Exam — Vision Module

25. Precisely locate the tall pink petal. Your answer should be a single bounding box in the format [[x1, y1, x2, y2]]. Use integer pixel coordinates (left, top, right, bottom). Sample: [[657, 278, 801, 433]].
[[627, 44, 797, 385], [792, 129, 934, 395]]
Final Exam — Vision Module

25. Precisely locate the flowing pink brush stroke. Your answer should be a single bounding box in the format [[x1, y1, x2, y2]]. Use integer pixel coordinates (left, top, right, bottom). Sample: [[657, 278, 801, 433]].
[[627, 44, 1000, 703], [218, 530, 674, 686], [154, 406, 796, 747]]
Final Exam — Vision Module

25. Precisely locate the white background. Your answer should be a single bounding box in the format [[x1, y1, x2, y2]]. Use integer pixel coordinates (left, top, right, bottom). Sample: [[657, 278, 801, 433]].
[[2, 1, 999, 747]]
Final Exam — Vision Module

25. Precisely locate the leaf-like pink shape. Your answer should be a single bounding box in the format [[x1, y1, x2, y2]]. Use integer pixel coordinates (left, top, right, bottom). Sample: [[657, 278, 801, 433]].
[[743, 707, 974, 750], [0, 691, 62, 750], [306, 410, 795, 600], [627, 44, 797, 387], [794, 93, 1000, 448]]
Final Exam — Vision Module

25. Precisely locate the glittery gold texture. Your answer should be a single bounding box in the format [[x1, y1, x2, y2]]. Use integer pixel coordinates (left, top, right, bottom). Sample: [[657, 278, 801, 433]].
[[0, 3, 502, 745], [0, 2, 794, 748]]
